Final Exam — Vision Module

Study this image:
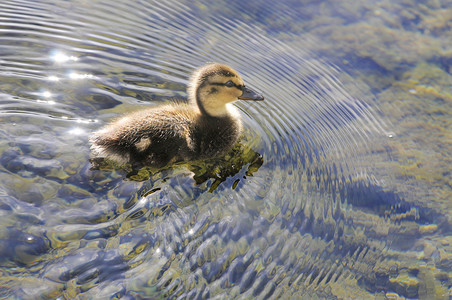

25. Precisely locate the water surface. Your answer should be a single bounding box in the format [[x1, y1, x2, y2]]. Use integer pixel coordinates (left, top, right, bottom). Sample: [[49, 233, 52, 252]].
[[0, 0, 450, 299]]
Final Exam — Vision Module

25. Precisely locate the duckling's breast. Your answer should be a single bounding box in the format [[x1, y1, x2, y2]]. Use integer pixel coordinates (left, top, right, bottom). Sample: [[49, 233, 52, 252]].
[[192, 115, 242, 159]]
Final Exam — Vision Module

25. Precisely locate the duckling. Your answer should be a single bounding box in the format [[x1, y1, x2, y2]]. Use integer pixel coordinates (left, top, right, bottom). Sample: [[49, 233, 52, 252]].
[[90, 63, 264, 168]]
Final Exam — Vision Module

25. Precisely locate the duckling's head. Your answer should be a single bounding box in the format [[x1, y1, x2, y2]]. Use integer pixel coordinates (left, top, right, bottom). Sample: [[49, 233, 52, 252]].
[[188, 63, 264, 117]]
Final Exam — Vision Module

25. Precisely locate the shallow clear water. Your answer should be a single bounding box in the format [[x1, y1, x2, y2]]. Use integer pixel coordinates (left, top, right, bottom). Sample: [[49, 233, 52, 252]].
[[0, 0, 451, 299]]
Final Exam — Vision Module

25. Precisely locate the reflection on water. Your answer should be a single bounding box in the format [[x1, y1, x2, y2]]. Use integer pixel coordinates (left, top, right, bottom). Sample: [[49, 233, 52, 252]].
[[0, 0, 450, 299]]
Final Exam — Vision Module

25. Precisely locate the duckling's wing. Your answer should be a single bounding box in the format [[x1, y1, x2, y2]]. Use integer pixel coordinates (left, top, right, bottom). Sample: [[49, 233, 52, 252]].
[[91, 104, 196, 165]]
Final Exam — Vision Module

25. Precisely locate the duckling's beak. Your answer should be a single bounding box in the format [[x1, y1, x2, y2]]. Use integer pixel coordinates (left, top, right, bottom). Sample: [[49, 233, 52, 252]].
[[238, 86, 264, 101]]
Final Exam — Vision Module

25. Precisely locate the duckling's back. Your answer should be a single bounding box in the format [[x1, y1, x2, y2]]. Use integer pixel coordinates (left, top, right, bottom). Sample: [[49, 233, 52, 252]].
[[90, 103, 198, 167]]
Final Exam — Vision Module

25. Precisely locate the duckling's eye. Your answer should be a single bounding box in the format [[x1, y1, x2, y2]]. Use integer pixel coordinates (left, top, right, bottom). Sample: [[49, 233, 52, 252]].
[[225, 80, 235, 87]]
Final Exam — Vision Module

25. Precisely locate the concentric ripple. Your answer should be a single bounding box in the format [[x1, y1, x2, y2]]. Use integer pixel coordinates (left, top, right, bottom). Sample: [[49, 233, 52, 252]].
[[0, 0, 445, 299]]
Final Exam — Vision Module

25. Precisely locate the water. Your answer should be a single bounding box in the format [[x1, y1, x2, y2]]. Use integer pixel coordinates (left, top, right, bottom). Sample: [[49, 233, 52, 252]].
[[0, 0, 451, 299]]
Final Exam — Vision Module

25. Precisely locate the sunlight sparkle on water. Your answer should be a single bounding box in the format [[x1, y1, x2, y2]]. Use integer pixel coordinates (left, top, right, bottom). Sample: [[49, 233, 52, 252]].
[[51, 50, 78, 63], [69, 72, 94, 80], [47, 76, 60, 82], [42, 91, 52, 98], [76, 118, 94, 124], [37, 91, 56, 104], [68, 127, 84, 135], [37, 99, 56, 105], [138, 197, 147, 205]]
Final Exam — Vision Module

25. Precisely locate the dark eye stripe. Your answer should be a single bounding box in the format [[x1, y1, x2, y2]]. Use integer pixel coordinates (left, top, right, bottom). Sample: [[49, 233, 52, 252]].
[[210, 82, 244, 90]]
